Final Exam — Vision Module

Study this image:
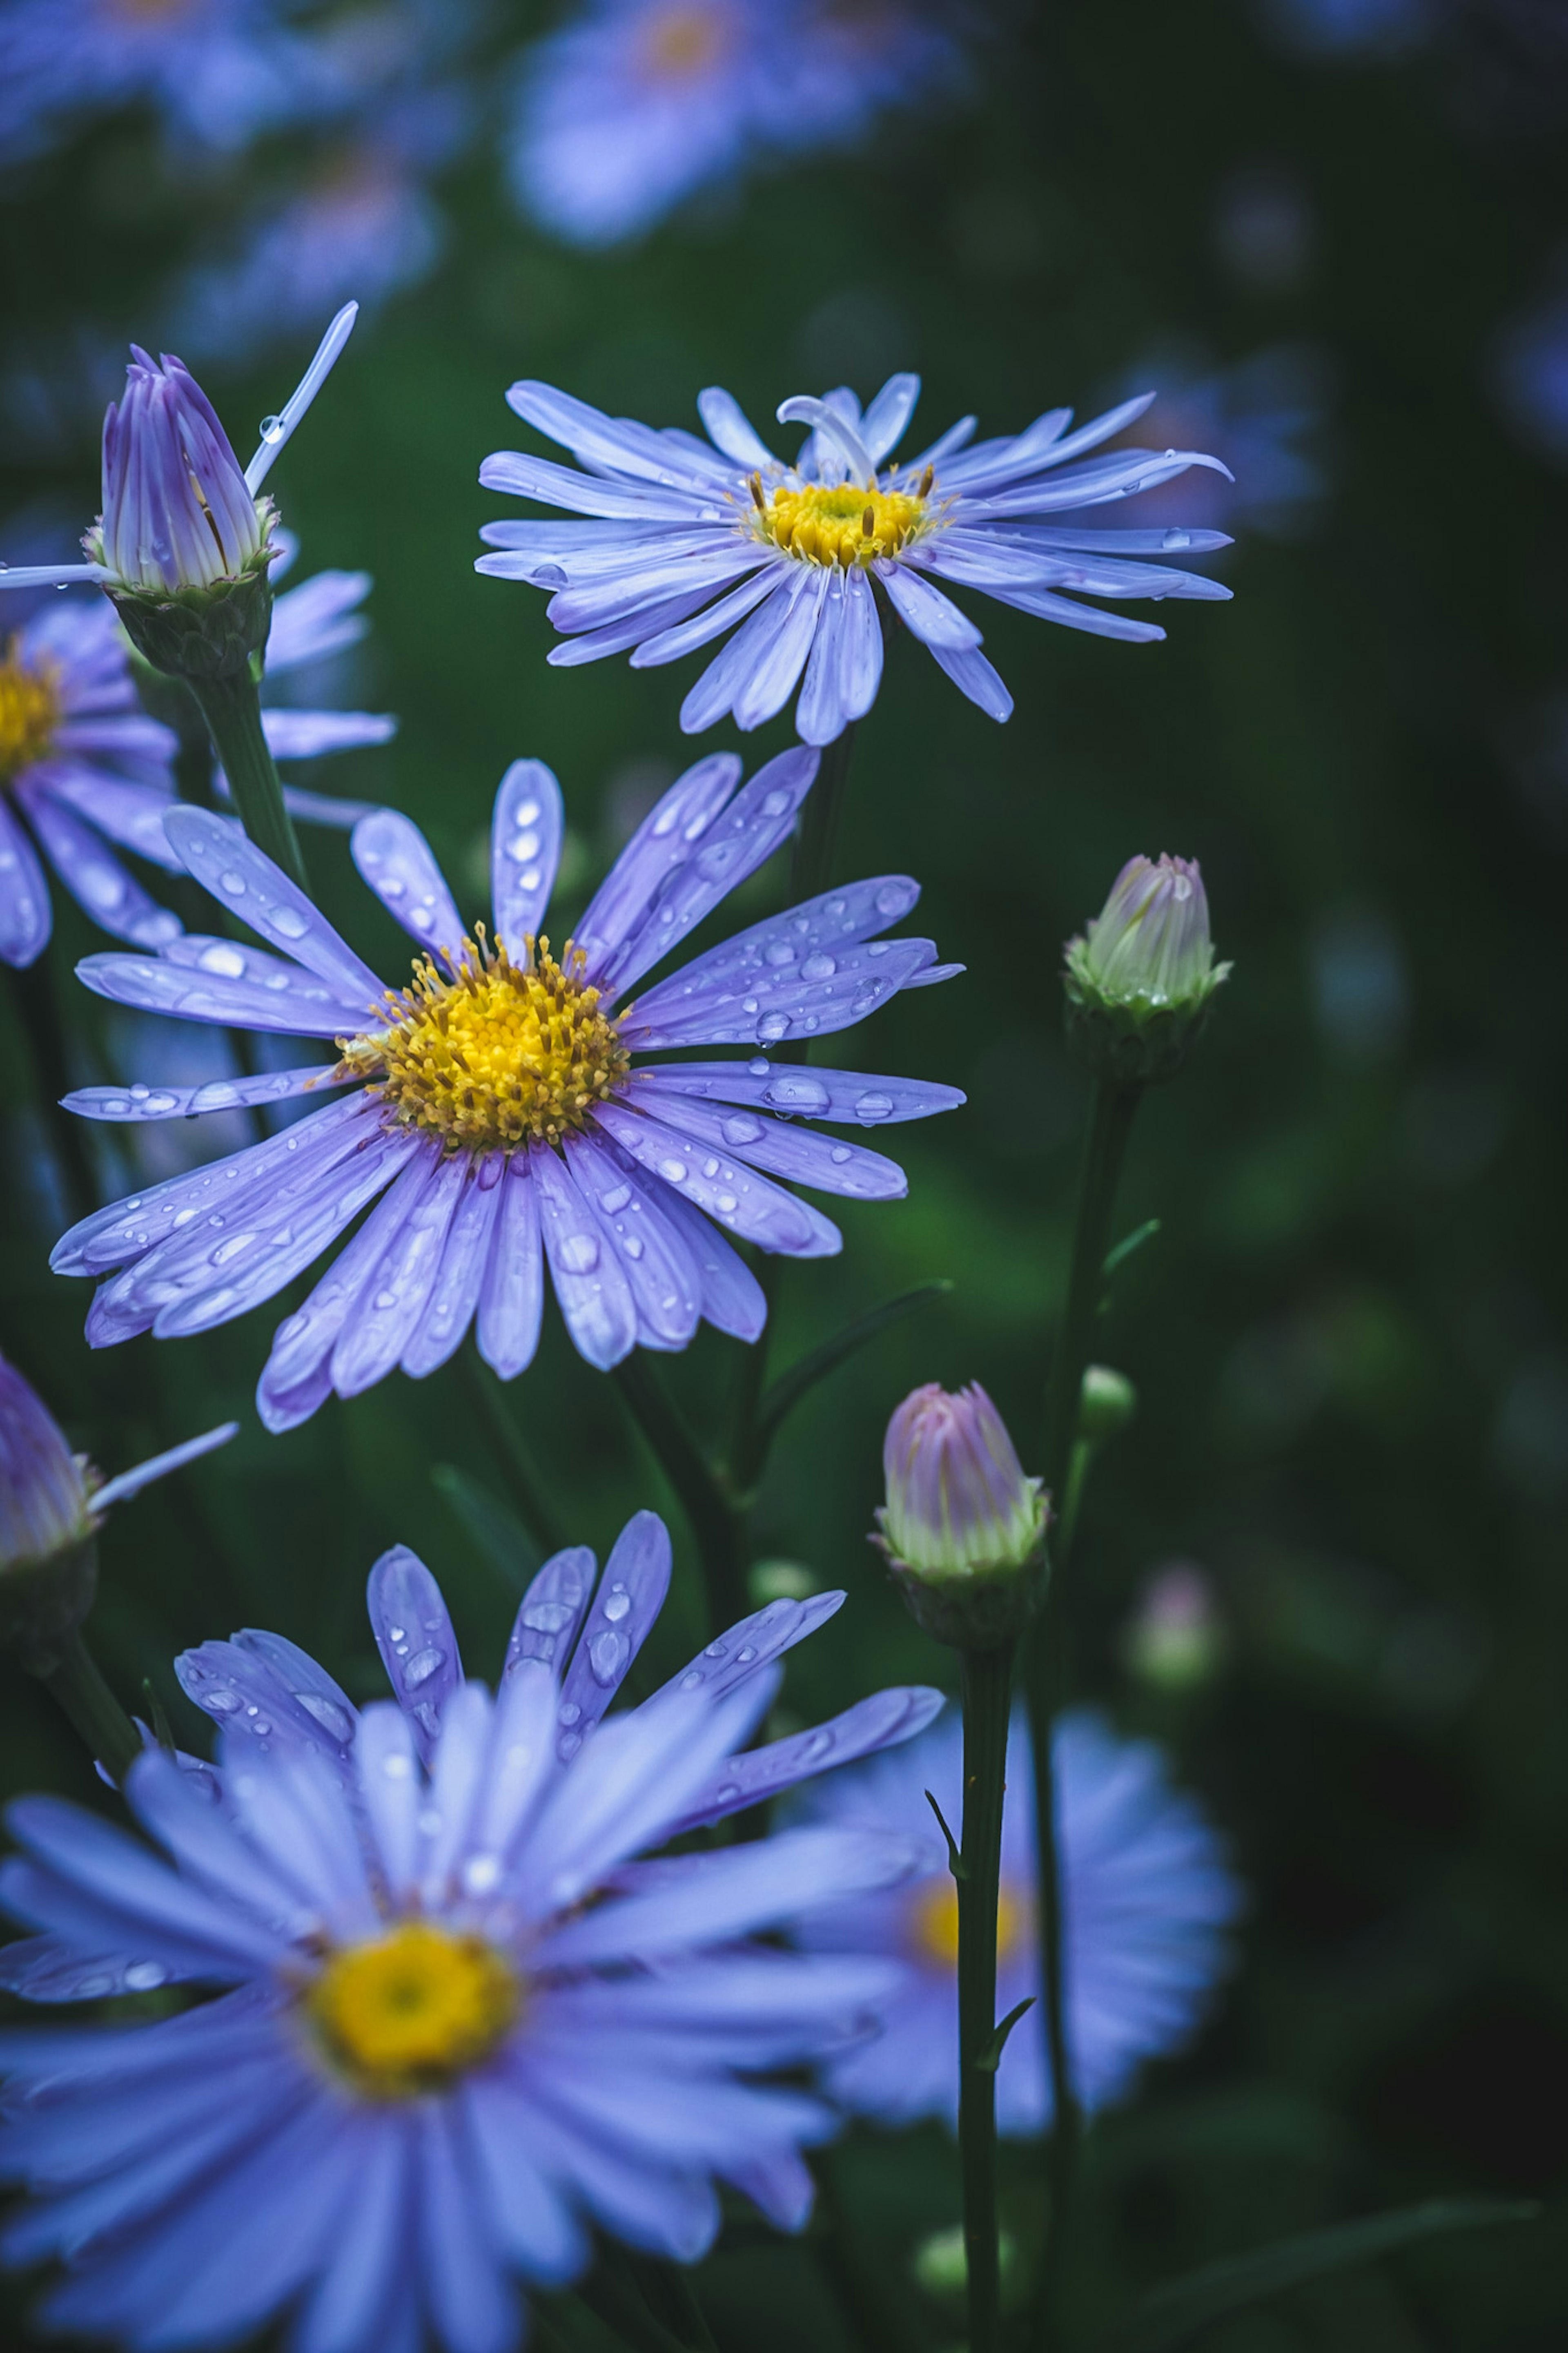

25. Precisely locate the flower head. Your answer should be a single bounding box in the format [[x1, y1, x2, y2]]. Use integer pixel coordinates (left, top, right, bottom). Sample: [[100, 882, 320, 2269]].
[[788, 1705, 1242, 2136], [507, 0, 960, 250], [0, 1350, 233, 1668], [53, 751, 964, 1428], [478, 372, 1234, 746], [875, 1382, 1046, 1646], [0, 1515, 942, 2348], [1064, 853, 1230, 1083]]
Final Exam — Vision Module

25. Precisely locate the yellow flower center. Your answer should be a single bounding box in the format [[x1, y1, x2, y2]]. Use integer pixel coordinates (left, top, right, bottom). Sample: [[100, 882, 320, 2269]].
[[340, 929, 630, 1158], [751, 473, 933, 569], [304, 1922, 520, 2099], [0, 640, 60, 784], [641, 4, 728, 79], [908, 1876, 1031, 1973]]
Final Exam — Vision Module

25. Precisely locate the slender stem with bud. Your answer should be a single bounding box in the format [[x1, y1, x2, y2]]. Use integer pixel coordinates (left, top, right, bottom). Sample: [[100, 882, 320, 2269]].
[[957, 1638, 1015, 2353], [1030, 1074, 1143, 2346], [35, 1628, 141, 1785], [185, 667, 308, 894]]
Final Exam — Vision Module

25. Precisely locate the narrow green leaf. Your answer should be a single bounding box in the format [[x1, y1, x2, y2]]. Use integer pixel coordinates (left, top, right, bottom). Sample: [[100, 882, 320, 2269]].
[[1102, 1218, 1161, 1282], [754, 1281, 952, 1463], [924, 1789, 965, 1881], [432, 1463, 536, 1593], [1091, 2197, 1538, 2353], [978, 1995, 1036, 2074]]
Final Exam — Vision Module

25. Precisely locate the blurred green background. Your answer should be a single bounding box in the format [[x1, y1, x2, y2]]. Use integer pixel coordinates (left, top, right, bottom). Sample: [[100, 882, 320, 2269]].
[[2, 1, 1566, 2345]]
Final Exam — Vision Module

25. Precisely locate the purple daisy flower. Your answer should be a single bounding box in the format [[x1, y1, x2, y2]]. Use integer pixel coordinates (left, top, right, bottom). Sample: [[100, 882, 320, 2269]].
[[0, 0, 336, 170], [52, 750, 964, 1429], [0, 537, 393, 968], [0, 596, 182, 967], [506, 0, 960, 251], [477, 373, 1235, 747], [0, 1513, 939, 2352], [787, 1705, 1242, 2136]]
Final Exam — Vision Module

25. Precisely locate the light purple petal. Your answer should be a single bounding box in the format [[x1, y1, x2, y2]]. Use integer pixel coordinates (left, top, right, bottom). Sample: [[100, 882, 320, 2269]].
[[556, 1510, 671, 1755], [625, 873, 919, 1020], [330, 1152, 466, 1398], [3, 1797, 287, 1976], [490, 759, 563, 953], [651, 1592, 844, 1704], [562, 1129, 702, 1352], [957, 575, 1168, 644], [921, 635, 1015, 722], [677, 577, 799, 734], [368, 1544, 463, 1758], [19, 785, 181, 947], [622, 936, 936, 1053], [573, 753, 741, 985], [601, 744, 818, 997], [647, 1178, 766, 1342], [65, 1061, 349, 1123], [589, 1100, 841, 1258], [266, 568, 372, 671], [543, 580, 721, 665], [260, 709, 396, 760], [35, 768, 184, 872], [350, 807, 466, 961], [418, 2102, 520, 2353], [75, 943, 365, 1037], [92, 1420, 237, 1510], [505, 381, 735, 492], [0, 797, 51, 966], [632, 1091, 907, 1201], [669, 1687, 947, 1835], [547, 545, 762, 633], [461, 2078, 588, 2287], [876, 559, 983, 650], [627, 565, 780, 673], [401, 1155, 504, 1380], [292, 2117, 412, 2353], [0, 1935, 196, 2005], [475, 1153, 544, 1381], [505, 1546, 597, 1678], [531, 1141, 637, 1370], [506, 2094, 718, 2264], [479, 448, 708, 522], [696, 386, 780, 471], [636, 1062, 964, 1126], [164, 806, 381, 1001], [353, 1704, 421, 1903]]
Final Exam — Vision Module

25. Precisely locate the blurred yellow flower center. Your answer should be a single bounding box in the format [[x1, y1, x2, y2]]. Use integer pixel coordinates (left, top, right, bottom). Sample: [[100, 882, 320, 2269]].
[[909, 1876, 1030, 1972], [305, 1923, 519, 2099], [641, 4, 728, 78], [341, 930, 630, 1156], [0, 642, 59, 784], [753, 476, 931, 569]]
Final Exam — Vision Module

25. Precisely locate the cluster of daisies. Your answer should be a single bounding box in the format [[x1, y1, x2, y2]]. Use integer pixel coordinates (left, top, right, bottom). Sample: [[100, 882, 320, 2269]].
[[0, 308, 1241, 2352]]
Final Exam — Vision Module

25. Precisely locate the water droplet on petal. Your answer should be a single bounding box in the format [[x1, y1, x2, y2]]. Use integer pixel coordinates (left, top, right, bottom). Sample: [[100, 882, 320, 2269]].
[[1162, 527, 1191, 551], [558, 1700, 581, 1726], [588, 1628, 629, 1684], [272, 907, 307, 940], [801, 952, 836, 982], [523, 1599, 575, 1634], [125, 1961, 167, 1991], [722, 1114, 763, 1145], [296, 1693, 354, 1742], [875, 885, 906, 918], [603, 1586, 631, 1623], [558, 1231, 600, 1274], [258, 413, 285, 444], [658, 1157, 687, 1183], [403, 1646, 445, 1688], [855, 1091, 894, 1121], [599, 1183, 632, 1215]]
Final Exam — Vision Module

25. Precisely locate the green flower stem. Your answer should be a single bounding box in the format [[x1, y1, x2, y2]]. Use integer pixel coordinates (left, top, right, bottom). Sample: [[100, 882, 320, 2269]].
[[790, 720, 858, 906], [1030, 1074, 1144, 2347], [461, 1346, 569, 1557], [957, 1637, 1016, 2353], [185, 666, 308, 893], [612, 1356, 747, 1634], [33, 1628, 142, 1784], [9, 955, 97, 1225]]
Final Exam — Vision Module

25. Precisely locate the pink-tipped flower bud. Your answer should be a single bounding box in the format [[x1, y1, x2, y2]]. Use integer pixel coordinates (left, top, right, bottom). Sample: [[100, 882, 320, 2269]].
[[874, 1383, 1048, 1649], [1064, 853, 1231, 1083], [0, 1352, 235, 1671]]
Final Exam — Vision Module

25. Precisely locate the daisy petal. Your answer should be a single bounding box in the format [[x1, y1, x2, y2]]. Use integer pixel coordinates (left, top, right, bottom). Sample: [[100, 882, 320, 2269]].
[[556, 1510, 671, 1748], [506, 1546, 597, 1678], [531, 1140, 637, 1369], [574, 753, 741, 984], [590, 1100, 841, 1258], [368, 1545, 464, 1756], [476, 1154, 545, 1381], [350, 809, 466, 964], [163, 807, 380, 1001], [490, 760, 563, 953]]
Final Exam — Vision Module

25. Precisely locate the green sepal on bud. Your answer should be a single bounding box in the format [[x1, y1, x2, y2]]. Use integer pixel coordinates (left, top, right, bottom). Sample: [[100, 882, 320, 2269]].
[[108, 558, 275, 685], [1063, 853, 1231, 1084], [873, 1382, 1049, 1651]]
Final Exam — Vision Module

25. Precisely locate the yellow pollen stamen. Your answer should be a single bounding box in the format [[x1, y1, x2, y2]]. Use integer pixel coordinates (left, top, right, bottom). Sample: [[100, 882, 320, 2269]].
[[753, 479, 932, 570], [338, 933, 630, 1158], [0, 638, 60, 784], [908, 1876, 1030, 1973], [304, 1923, 519, 2100]]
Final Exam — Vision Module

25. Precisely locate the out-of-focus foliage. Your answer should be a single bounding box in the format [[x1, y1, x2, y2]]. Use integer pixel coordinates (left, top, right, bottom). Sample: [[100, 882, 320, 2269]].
[[0, 0, 1566, 2346]]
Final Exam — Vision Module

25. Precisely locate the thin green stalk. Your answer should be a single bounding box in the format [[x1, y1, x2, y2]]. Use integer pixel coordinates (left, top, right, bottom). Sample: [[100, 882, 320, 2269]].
[[722, 1254, 778, 1505], [789, 720, 858, 906], [1030, 1075, 1144, 2348], [185, 666, 307, 892], [9, 955, 96, 1225], [34, 1628, 141, 1783], [958, 1638, 1015, 2353], [461, 1345, 568, 1556], [613, 1355, 746, 1633]]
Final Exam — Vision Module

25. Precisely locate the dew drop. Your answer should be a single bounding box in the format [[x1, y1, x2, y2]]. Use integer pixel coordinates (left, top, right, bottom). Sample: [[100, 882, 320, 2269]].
[[702, 1157, 719, 1179], [403, 1645, 445, 1688], [599, 1183, 632, 1215], [272, 907, 308, 940], [1162, 528, 1191, 551], [801, 952, 836, 982], [559, 1731, 582, 1759], [258, 413, 285, 444], [204, 1688, 241, 1714], [761, 789, 791, 816], [748, 1057, 770, 1077], [831, 1146, 852, 1164], [658, 1156, 687, 1183], [296, 1693, 354, 1742], [463, 1853, 501, 1895], [588, 1628, 629, 1684], [764, 939, 795, 967], [715, 1191, 738, 1214], [557, 1231, 600, 1274], [382, 1750, 414, 1780], [388, 1625, 405, 1643], [125, 1961, 167, 1992], [855, 1091, 894, 1122], [197, 941, 246, 977], [603, 1585, 631, 1624], [624, 1233, 644, 1258], [679, 1669, 704, 1691], [218, 870, 246, 897], [374, 1289, 396, 1311], [522, 1599, 575, 1633], [558, 1700, 581, 1726], [722, 1113, 763, 1145], [764, 1073, 828, 1113], [875, 885, 906, 918], [757, 1012, 788, 1043]]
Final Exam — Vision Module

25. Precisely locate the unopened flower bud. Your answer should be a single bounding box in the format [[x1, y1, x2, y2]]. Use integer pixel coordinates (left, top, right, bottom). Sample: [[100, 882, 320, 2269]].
[[0, 1352, 236, 1672], [873, 1383, 1048, 1650], [1079, 1363, 1138, 1443], [1064, 853, 1230, 1084]]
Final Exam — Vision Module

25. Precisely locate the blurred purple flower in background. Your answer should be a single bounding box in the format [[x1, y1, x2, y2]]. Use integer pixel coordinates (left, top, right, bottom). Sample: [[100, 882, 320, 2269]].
[[507, 0, 963, 249], [53, 753, 963, 1427], [788, 1706, 1241, 2135], [0, 1514, 940, 2350], [0, 0, 336, 169], [1109, 348, 1330, 539], [1493, 278, 1568, 467], [479, 374, 1232, 745], [1256, 0, 1432, 58]]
